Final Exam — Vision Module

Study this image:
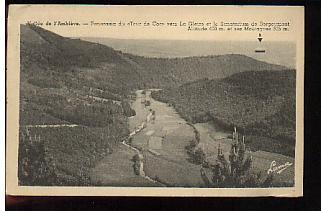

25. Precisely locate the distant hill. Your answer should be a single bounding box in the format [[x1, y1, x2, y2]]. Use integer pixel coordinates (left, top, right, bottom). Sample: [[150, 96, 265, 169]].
[[21, 25, 287, 89], [152, 70, 296, 157], [21, 25, 128, 70], [21, 24, 290, 128], [126, 53, 286, 87], [18, 24, 292, 185], [81, 37, 296, 68]]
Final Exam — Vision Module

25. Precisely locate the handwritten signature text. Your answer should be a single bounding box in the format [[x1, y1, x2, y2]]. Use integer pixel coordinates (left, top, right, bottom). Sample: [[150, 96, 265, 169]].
[[267, 160, 293, 175]]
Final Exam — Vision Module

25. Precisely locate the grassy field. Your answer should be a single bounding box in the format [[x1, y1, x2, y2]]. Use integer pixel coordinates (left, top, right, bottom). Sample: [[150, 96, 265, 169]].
[[143, 151, 205, 187], [90, 144, 161, 187], [152, 70, 296, 157], [127, 91, 210, 187], [194, 122, 295, 185]]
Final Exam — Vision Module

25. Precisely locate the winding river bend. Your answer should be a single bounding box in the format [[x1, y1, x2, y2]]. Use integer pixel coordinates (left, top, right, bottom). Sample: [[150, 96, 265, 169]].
[[91, 89, 294, 187]]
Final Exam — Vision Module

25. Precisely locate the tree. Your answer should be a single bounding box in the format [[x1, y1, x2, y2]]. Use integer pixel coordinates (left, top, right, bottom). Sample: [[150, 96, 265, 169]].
[[194, 147, 206, 165], [200, 128, 274, 188], [145, 100, 151, 107], [18, 129, 58, 186], [132, 154, 143, 175]]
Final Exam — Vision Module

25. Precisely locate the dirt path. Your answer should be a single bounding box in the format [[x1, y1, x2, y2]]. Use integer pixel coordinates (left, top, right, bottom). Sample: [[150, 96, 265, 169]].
[[23, 124, 78, 128], [86, 95, 121, 105]]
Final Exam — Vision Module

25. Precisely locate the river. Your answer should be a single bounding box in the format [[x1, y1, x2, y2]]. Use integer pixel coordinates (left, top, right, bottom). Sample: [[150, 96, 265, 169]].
[[91, 89, 294, 187]]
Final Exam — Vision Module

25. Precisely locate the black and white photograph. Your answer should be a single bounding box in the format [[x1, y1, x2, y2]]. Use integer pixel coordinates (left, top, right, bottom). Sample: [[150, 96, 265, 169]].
[[6, 5, 304, 196]]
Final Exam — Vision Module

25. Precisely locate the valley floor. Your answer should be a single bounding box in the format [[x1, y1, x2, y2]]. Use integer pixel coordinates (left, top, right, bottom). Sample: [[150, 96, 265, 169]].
[[90, 90, 294, 187]]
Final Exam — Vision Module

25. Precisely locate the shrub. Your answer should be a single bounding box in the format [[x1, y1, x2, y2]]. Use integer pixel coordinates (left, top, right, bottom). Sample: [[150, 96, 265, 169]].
[[121, 100, 136, 117]]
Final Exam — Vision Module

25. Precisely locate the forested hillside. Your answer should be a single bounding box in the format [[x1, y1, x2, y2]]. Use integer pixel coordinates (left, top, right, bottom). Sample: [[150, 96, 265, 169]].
[[19, 24, 135, 185], [18, 24, 291, 185], [125, 53, 286, 87], [152, 70, 296, 157], [21, 24, 286, 90]]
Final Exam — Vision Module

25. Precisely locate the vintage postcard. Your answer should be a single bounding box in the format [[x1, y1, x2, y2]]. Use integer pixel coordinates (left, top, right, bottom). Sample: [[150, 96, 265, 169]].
[[6, 5, 304, 196]]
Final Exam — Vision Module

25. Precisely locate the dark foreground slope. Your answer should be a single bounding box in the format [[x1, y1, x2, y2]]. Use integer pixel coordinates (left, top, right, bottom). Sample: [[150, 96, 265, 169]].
[[152, 70, 296, 157], [19, 25, 135, 185], [19, 24, 289, 185]]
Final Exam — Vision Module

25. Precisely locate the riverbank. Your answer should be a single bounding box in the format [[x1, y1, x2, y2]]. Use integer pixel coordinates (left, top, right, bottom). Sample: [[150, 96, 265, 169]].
[[147, 89, 295, 186], [129, 90, 209, 187], [90, 89, 294, 187], [90, 90, 163, 187]]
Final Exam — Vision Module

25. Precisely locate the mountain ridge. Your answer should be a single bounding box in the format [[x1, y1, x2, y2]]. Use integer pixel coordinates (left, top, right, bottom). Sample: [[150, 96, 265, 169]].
[[80, 36, 295, 68], [21, 24, 287, 90]]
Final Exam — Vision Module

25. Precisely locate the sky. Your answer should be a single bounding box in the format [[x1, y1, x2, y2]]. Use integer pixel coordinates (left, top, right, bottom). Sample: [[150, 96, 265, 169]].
[[82, 38, 296, 68]]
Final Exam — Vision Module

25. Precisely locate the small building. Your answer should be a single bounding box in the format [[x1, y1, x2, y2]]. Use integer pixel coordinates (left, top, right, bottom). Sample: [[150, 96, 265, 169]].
[[148, 136, 163, 150]]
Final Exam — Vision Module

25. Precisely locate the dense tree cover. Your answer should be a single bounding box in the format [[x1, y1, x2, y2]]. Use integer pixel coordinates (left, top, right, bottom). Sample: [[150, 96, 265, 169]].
[[19, 25, 142, 185], [18, 129, 58, 185], [20, 24, 288, 103], [21, 91, 126, 127], [46, 103, 123, 127], [19, 88, 132, 185], [18, 125, 127, 186], [21, 24, 127, 72], [28, 76, 62, 88], [21, 25, 285, 91], [152, 70, 296, 157], [125, 53, 286, 88]]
